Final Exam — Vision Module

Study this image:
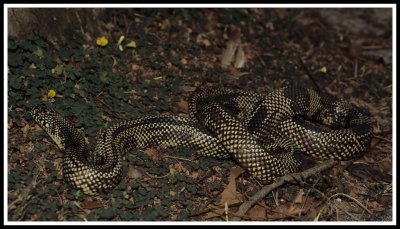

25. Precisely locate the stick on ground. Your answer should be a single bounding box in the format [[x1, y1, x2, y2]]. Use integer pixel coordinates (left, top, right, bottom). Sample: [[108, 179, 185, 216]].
[[233, 159, 337, 220]]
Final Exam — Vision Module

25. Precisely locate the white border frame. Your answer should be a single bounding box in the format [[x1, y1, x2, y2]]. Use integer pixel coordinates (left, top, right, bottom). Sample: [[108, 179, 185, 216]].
[[4, 4, 396, 225]]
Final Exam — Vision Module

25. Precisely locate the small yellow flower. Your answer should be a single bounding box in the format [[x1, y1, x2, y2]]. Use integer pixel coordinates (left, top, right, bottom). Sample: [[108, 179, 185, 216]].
[[126, 41, 137, 48], [319, 66, 327, 74], [96, 36, 109, 46], [47, 89, 56, 98]]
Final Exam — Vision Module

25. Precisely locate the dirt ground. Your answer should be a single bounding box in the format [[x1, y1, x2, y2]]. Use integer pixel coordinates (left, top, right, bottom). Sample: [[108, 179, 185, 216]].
[[7, 8, 393, 222]]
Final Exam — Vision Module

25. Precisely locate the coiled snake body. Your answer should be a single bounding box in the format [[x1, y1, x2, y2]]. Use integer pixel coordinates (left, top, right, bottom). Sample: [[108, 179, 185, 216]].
[[29, 86, 373, 195]]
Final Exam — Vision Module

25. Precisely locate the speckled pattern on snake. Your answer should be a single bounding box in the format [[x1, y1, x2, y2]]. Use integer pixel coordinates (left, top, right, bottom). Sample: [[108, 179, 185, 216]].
[[29, 86, 373, 195]]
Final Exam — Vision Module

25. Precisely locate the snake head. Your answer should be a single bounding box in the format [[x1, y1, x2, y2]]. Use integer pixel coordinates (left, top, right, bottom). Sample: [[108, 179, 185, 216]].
[[320, 100, 363, 129], [29, 105, 58, 130]]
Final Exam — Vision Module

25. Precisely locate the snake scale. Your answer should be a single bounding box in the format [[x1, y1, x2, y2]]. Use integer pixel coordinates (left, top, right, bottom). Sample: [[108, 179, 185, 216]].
[[29, 86, 373, 195]]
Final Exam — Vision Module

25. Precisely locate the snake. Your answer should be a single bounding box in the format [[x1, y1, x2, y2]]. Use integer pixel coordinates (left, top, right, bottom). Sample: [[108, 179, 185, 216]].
[[29, 86, 373, 195]]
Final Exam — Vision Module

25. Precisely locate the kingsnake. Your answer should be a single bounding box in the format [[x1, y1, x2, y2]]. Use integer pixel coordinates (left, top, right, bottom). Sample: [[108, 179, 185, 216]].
[[29, 86, 373, 195]]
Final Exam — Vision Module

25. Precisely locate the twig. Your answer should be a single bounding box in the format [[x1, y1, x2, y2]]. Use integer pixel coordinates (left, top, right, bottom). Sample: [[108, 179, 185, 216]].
[[353, 59, 358, 78], [233, 159, 337, 219], [361, 45, 388, 51], [225, 202, 229, 221], [328, 193, 373, 215], [373, 130, 392, 135], [95, 97, 124, 119], [372, 135, 392, 144], [311, 187, 370, 220], [370, 131, 392, 150], [164, 155, 196, 162]]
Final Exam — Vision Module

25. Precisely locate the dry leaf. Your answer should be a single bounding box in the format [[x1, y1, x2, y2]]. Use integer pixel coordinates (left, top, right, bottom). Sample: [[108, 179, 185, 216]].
[[112, 67, 118, 73], [8, 120, 13, 129], [127, 166, 143, 179], [205, 204, 225, 220], [101, 115, 112, 122], [221, 38, 240, 68], [267, 204, 304, 220], [180, 58, 188, 65], [169, 190, 177, 197], [19, 142, 34, 154], [202, 39, 211, 47], [82, 200, 104, 210], [21, 124, 30, 138], [131, 63, 140, 70], [160, 19, 171, 30], [293, 189, 304, 204], [367, 200, 380, 209], [234, 44, 246, 68], [190, 171, 199, 179], [219, 167, 245, 206], [144, 148, 159, 161], [169, 162, 185, 176], [171, 162, 184, 172], [248, 205, 266, 220], [344, 87, 354, 94], [230, 167, 245, 178], [206, 175, 222, 183], [177, 98, 189, 113]]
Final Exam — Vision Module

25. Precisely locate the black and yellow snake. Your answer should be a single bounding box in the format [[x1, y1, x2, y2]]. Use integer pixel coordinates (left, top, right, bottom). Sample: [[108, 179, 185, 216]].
[[29, 86, 373, 195]]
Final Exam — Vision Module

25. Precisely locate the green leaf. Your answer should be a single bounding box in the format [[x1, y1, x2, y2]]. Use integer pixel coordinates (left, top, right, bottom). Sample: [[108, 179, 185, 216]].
[[99, 72, 109, 83], [9, 75, 22, 90], [8, 53, 23, 67], [73, 190, 82, 199], [33, 48, 44, 59], [54, 65, 64, 76]]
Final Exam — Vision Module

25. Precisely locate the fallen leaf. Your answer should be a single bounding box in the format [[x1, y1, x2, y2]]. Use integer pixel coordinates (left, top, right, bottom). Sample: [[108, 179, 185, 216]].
[[267, 203, 304, 220], [248, 205, 266, 220], [169, 190, 177, 197], [82, 200, 104, 210], [202, 39, 211, 47], [206, 175, 222, 183], [169, 162, 185, 176], [344, 87, 353, 94], [127, 166, 143, 179], [170, 162, 184, 172], [101, 115, 112, 122], [367, 200, 380, 209], [180, 58, 188, 65], [144, 148, 159, 161], [205, 205, 225, 220], [293, 189, 304, 204], [21, 124, 30, 138], [233, 44, 246, 68], [131, 63, 140, 70], [221, 30, 241, 69], [8, 120, 13, 129], [160, 19, 171, 30], [219, 167, 245, 206], [177, 98, 189, 113], [190, 171, 199, 179]]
